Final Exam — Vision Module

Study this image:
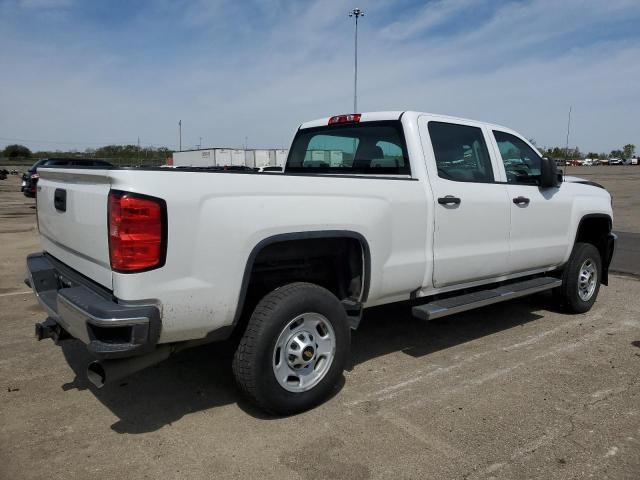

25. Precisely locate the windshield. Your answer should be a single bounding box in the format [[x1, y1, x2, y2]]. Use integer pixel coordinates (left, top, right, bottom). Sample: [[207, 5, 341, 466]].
[[286, 120, 410, 175]]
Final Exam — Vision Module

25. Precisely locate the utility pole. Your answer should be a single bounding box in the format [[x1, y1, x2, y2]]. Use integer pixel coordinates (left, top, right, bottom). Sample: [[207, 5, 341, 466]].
[[137, 136, 140, 164], [178, 120, 182, 152], [198, 136, 202, 150], [349, 8, 364, 113], [564, 106, 572, 173]]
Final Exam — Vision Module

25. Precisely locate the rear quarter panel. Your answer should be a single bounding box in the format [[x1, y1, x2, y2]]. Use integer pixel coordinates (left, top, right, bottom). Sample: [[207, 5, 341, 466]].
[[108, 169, 429, 343]]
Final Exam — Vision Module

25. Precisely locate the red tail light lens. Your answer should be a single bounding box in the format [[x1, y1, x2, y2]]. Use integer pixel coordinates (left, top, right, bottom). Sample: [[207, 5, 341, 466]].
[[108, 191, 166, 272], [328, 113, 361, 125]]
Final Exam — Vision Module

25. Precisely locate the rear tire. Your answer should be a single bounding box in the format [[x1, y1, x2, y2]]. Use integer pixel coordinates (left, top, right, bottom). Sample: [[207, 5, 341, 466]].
[[554, 242, 602, 313], [232, 282, 349, 415]]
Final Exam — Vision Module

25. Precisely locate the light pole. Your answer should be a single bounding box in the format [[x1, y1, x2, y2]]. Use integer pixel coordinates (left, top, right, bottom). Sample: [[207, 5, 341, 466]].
[[564, 106, 571, 173], [178, 120, 182, 152], [349, 8, 364, 113]]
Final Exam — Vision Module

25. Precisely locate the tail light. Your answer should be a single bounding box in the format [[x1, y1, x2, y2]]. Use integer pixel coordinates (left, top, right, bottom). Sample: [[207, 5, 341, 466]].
[[108, 191, 166, 272], [328, 113, 361, 125]]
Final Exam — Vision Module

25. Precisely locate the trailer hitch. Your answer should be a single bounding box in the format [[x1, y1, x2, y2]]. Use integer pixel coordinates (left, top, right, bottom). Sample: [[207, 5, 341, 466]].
[[35, 318, 71, 344]]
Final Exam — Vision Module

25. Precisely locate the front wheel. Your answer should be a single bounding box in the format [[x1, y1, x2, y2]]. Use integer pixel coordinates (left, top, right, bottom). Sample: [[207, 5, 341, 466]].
[[554, 242, 602, 313], [232, 282, 350, 415]]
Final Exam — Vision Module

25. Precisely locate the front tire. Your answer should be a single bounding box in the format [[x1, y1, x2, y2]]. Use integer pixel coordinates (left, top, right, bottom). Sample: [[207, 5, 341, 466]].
[[232, 282, 350, 415], [554, 242, 602, 313]]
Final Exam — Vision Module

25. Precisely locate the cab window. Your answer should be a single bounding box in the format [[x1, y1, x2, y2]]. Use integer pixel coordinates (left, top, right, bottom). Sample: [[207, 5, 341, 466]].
[[428, 121, 494, 183], [493, 131, 542, 185], [287, 121, 410, 174]]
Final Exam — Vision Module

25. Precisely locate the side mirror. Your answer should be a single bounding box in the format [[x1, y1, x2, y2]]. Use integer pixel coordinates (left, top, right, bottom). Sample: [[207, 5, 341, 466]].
[[540, 157, 560, 188]]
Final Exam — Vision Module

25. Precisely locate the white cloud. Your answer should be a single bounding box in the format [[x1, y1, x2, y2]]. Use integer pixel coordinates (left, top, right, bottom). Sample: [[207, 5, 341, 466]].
[[381, 0, 480, 41], [0, 0, 639, 152]]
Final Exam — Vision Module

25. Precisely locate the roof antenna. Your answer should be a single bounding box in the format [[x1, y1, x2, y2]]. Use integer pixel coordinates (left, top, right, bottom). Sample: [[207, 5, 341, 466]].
[[563, 106, 571, 180]]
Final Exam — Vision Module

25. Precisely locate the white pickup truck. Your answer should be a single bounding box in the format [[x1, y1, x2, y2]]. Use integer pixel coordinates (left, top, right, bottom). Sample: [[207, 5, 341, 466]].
[[26, 111, 616, 414]]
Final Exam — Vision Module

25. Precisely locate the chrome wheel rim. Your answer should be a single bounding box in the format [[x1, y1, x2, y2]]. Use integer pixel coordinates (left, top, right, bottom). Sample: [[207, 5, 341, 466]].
[[272, 313, 336, 393], [578, 258, 597, 301]]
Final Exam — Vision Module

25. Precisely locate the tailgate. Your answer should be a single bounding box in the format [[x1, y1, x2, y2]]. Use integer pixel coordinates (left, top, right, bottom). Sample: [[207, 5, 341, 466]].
[[37, 168, 113, 289]]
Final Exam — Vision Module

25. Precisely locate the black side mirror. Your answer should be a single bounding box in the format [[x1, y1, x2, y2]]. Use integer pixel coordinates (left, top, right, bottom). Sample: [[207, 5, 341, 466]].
[[540, 157, 560, 188]]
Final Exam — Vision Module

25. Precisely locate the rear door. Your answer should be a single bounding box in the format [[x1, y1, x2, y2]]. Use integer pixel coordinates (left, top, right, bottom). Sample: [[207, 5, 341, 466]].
[[489, 130, 572, 272], [37, 168, 113, 288], [418, 118, 511, 288]]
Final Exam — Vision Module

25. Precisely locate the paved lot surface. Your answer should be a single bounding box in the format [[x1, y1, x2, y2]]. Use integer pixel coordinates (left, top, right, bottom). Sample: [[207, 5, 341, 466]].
[[610, 231, 640, 277], [568, 166, 640, 277], [1, 171, 639, 479]]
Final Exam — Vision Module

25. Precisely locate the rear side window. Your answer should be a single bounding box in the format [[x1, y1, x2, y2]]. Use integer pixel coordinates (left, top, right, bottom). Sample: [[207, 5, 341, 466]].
[[286, 121, 410, 175], [428, 122, 494, 183], [493, 131, 541, 185]]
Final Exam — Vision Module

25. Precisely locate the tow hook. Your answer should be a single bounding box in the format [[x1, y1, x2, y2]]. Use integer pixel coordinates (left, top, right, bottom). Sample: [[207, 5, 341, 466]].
[[35, 318, 70, 344]]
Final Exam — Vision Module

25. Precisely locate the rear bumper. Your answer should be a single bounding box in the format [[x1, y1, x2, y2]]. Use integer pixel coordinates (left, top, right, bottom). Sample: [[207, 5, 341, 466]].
[[26, 252, 161, 359]]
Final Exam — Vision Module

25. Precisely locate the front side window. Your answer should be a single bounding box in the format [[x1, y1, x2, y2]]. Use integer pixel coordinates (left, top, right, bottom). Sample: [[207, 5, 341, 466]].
[[493, 131, 541, 185], [286, 121, 410, 174], [428, 121, 494, 182]]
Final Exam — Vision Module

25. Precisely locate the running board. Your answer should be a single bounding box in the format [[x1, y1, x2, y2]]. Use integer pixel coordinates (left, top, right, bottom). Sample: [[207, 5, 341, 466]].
[[412, 277, 562, 321]]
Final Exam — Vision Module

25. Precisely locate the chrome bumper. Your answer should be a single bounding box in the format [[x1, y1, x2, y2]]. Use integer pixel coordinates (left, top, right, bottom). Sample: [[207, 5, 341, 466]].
[[26, 252, 161, 359]]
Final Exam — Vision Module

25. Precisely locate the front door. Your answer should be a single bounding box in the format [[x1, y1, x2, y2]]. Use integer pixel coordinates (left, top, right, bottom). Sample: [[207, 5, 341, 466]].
[[419, 118, 511, 288], [490, 130, 573, 272]]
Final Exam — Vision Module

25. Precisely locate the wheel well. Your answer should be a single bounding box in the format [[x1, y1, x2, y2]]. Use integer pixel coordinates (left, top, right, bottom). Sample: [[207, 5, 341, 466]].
[[235, 235, 368, 327], [576, 215, 611, 251], [574, 215, 612, 282]]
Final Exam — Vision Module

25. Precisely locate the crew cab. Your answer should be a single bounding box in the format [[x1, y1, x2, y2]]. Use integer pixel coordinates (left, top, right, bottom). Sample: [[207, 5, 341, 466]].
[[26, 111, 615, 414]]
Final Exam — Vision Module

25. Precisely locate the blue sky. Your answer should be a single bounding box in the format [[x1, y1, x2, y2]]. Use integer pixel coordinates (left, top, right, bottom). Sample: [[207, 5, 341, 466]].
[[1, 0, 639, 153]]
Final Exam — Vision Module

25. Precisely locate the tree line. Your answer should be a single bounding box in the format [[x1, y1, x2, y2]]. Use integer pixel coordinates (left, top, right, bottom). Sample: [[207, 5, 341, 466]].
[[1, 144, 174, 165], [537, 143, 636, 160]]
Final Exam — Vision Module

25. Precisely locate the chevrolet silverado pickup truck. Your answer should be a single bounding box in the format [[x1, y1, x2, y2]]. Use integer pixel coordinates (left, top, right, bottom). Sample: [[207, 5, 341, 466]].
[[26, 111, 616, 414]]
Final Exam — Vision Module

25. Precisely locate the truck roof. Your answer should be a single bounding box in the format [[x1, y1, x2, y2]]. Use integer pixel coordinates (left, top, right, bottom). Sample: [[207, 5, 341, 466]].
[[299, 111, 512, 133]]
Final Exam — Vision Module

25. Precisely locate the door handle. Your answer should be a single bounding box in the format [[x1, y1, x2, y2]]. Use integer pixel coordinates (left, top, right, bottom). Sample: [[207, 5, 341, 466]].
[[512, 196, 530, 205], [54, 188, 67, 212], [438, 195, 461, 205]]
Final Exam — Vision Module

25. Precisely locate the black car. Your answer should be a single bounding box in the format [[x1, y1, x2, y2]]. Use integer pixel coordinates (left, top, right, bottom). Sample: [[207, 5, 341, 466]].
[[22, 158, 112, 197]]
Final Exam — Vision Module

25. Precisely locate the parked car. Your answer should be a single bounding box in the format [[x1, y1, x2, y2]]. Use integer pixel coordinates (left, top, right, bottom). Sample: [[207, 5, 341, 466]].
[[608, 158, 624, 165], [22, 158, 112, 197], [26, 111, 615, 414], [257, 166, 284, 173]]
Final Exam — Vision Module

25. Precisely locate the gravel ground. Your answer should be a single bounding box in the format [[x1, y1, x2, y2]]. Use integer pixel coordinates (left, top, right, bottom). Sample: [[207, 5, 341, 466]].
[[0, 171, 638, 480]]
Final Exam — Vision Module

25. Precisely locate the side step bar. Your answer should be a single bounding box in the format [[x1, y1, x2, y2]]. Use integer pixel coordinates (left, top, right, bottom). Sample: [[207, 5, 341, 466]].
[[412, 277, 562, 321]]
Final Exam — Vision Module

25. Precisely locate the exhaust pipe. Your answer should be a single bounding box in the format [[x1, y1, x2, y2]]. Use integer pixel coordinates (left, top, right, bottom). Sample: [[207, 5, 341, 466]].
[[87, 345, 172, 388]]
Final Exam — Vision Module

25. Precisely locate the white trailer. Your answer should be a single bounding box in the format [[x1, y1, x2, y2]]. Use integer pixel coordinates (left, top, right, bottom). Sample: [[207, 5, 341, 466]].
[[214, 149, 232, 166], [244, 150, 255, 168], [275, 149, 289, 168], [310, 150, 327, 163], [253, 149, 275, 168], [330, 150, 344, 167], [231, 149, 246, 166], [173, 149, 215, 167]]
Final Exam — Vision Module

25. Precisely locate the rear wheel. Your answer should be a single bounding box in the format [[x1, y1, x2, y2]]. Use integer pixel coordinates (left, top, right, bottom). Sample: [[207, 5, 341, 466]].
[[232, 282, 349, 415], [554, 242, 602, 313]]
